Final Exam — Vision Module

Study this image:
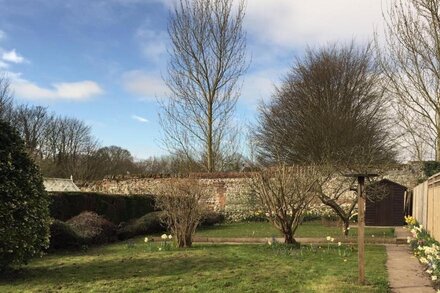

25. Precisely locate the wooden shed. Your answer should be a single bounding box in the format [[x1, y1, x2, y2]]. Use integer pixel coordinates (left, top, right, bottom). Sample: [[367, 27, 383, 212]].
[[365, 179, 407, 226]]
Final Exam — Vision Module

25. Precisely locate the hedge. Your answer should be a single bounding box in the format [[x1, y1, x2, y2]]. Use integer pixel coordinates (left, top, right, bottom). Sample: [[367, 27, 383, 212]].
[[49, 192, 155, 224]]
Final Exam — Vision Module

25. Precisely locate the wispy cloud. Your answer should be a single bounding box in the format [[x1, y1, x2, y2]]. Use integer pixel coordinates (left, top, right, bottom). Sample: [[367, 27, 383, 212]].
[[122, 70, 168, 100], [2, 49, 25, 64], [131, 114, 149, 123], [0, 30, 5, 41], [135, 23, 168, 62], [11, 77, 104, 101], [0, 60, 9, 69]]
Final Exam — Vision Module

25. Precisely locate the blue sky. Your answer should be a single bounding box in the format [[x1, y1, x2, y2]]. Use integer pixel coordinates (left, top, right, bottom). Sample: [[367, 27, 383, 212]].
[[0, 0, 386, 159]]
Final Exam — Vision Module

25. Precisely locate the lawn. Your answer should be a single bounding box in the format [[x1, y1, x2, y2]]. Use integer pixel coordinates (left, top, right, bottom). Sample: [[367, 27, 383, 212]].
[[1, 238, 389, 292], [196, 221, 395, 239]]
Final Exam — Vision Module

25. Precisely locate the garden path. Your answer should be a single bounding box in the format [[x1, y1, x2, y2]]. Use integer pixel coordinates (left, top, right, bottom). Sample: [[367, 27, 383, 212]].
[[386, 227, 435, 292]]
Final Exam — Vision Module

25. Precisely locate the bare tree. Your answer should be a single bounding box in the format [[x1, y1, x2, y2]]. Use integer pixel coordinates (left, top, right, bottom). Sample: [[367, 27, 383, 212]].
[[0, 75, 14, 121], [251, 165, 321, 245], [379, 0, 440, 161], [161, 0, 248, 172], [41, 116, 98, 180], [90, 146, 139, 179], [13, 104, 51, 162], [254, 42, 395, 166], [155, 179, 207, 248]]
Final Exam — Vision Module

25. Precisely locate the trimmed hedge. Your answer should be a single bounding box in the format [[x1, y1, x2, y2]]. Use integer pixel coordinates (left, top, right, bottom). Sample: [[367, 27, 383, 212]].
[[49, 192, 155, 224]]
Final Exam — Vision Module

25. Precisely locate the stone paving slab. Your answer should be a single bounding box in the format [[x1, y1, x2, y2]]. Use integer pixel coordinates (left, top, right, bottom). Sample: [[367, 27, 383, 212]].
[[386, 245, 435, 293]]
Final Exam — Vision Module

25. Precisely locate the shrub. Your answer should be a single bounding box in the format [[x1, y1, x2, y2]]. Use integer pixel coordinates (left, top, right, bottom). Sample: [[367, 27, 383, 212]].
[[117, 211, 166, 240], [156, 179, 207, 248], [0, 120, 50, 271], [49, 220, 83, 250], [67, 212, 117, 245], [49, 192, 155, 224], [200, 212, 226, 226], [423, 161, 440, 178]]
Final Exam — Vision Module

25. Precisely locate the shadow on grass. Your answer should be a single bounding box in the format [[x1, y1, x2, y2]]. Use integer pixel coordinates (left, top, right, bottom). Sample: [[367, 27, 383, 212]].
[[0, 243, 389, 292], [1, 246, 249, 286]]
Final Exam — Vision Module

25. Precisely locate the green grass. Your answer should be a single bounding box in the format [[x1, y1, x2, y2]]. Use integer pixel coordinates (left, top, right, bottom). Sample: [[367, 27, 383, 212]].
[[196, 221, 395, 239], [0, 238, 389, 292]]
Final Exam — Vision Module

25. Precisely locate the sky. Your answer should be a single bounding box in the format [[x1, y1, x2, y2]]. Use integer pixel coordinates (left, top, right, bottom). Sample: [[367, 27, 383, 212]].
[[0, 0, 387, 160]]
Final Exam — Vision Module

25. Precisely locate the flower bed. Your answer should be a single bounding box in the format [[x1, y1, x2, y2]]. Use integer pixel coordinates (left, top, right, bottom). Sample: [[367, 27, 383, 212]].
[[405, 215, 440, 285]]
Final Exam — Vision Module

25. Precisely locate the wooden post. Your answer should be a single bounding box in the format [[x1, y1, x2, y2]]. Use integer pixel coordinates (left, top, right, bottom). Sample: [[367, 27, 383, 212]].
[[357, 176, 365, 285]]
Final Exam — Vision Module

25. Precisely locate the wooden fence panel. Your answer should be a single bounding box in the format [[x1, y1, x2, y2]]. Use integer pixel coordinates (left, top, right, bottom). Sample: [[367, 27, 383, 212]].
[[419, 173, 440, 241], [413, 181, 428, 228], [412, 173, 440, 241]]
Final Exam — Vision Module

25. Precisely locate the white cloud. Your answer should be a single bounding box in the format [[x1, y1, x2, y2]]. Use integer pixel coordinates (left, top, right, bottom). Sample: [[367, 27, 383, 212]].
[[131, 114, 149, 123], [240, 69, 283, 105], [156, 0, 387, 48], [11, 78, 104, 101], [0, 30, 5, 41], [122, 70, 168, 99], [245, 0, 387, 48], [0, 60, 9, 69], [2, 49, 25, 64], [135, 24, 168, 62]]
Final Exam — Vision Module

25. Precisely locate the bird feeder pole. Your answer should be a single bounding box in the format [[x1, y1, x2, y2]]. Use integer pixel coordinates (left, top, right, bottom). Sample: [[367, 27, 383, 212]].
[[345, 173, 377, 285]]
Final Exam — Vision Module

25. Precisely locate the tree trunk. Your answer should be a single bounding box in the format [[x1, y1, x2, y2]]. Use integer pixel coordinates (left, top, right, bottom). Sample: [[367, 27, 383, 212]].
[[207, 101, 213, 172], [283, 233, 299, 246], [343, 219, 350, 237], [436, 127, 440, 161]]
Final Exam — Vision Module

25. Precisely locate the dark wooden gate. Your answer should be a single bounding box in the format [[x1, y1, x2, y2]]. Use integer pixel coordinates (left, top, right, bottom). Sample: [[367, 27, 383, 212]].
[[365, 179, 407, 226]]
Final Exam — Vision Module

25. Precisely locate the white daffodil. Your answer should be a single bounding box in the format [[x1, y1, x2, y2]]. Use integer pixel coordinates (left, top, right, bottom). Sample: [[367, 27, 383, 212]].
[[161, 234, 167, 240], [326, 236, 331, 241], [168, 234, 173, 239], [338, 242, 342, 247], [144, 237, 149, 243]]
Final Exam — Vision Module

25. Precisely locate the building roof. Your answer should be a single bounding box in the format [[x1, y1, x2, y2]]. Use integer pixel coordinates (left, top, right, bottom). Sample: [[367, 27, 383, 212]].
[[43, 177, 80, 192]]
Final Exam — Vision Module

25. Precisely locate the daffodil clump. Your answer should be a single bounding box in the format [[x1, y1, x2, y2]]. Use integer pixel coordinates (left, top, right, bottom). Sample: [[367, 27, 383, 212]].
[[265, 235, 353, 262], [143, 234, 174, 252], [406, 216, 440, 282]]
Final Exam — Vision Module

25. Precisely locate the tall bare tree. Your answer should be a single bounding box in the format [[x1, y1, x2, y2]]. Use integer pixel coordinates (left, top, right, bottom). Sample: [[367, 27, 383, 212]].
[[254, 43, 395, 166], [13, 104, 51, 162], [379, 0, 440, 161], [0, 75, 14, 121], [41, 116, 98, 180], [161, 0, 248, 172]]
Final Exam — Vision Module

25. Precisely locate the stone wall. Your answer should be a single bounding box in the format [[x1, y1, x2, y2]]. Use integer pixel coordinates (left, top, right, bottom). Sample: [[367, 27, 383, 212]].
[[80, 163, 424, 219], [81, 176, 255, 214]]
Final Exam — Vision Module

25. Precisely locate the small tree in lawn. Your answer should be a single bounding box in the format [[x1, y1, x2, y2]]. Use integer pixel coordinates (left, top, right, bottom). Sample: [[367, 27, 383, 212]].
[[155, 179, 207, 248], [252, 165, 321, 245]]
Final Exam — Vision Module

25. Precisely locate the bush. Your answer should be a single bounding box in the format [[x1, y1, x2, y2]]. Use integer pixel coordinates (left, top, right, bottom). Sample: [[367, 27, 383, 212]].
[[155, 179, 207, 248], [200, 212, 226, 226], [423, 161, 440, 178], [49, 220, 83, 250], [49, 192, 155, 224], [117, 211, 166, 240], [67, 212, 117, 245], [0, 120, 50, 271]]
